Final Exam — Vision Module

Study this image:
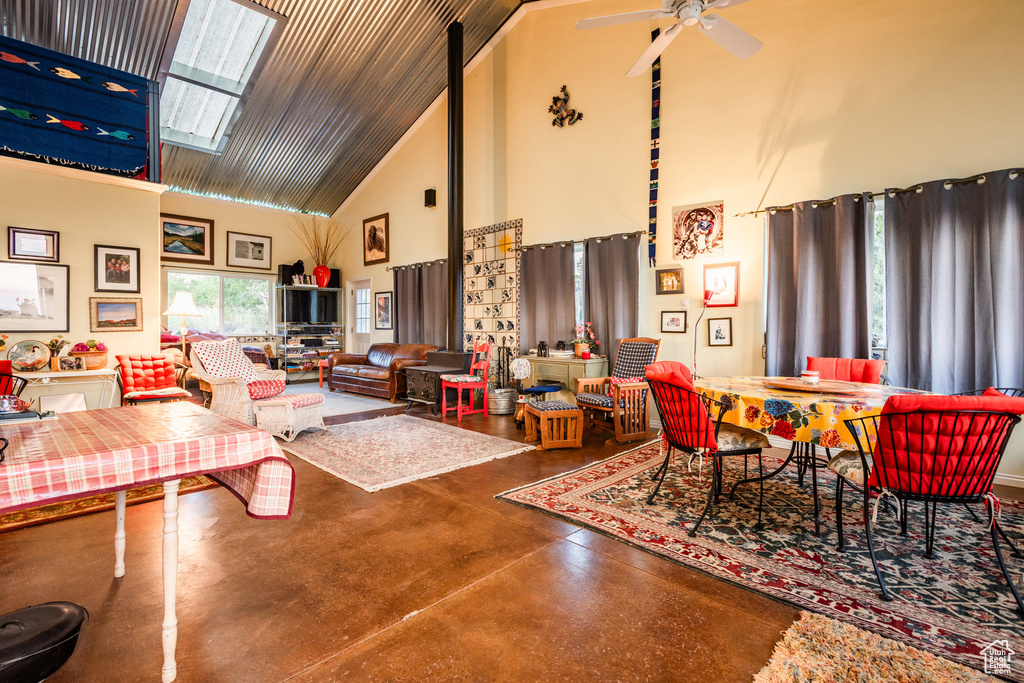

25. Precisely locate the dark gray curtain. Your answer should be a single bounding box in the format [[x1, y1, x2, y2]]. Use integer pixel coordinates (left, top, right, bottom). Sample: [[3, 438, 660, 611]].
[[520, 243, 575, 353], [394, 260, 448, 347], [585, 233, 640, 368], [886, 169, 1024, 393], [766, 194, 873, 377]]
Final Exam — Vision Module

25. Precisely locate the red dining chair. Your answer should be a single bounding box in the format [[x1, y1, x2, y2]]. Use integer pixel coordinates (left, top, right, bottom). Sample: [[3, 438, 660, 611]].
[[806, 356, 886, 384], [836, 391, 1024, 614], [116, 354, 193, 406], [440, 340, 492, 421]]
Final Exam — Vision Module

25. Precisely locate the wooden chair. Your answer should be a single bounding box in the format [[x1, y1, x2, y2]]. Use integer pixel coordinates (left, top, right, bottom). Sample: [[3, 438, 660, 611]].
[[576, 337, 661, 444], [440, 340, 492, 421]]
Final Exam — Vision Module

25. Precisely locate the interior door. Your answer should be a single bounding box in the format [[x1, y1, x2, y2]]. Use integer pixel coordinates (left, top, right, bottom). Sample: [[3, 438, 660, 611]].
[[348, 278, 371, 353]]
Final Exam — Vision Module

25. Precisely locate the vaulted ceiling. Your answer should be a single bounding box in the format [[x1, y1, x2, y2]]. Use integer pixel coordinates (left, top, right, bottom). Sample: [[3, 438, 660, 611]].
[[0, 0, 521, 214]]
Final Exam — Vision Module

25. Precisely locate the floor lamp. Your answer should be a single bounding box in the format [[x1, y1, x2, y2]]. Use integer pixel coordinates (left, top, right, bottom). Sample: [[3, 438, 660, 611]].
[[691, 289, 713, 377], [164, 292, 202, 362]]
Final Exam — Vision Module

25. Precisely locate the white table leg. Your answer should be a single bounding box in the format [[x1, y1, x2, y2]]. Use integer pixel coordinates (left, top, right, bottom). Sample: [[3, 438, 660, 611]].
[[162, 479, 180, 683], [114, 490, 126, 577]]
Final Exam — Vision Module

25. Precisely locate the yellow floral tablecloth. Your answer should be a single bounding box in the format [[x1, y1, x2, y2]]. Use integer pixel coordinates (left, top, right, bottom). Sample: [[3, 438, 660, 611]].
[[693, 377, 927, 451]]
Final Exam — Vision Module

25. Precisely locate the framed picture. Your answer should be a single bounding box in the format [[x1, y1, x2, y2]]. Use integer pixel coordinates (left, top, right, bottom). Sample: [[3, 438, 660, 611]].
[[672, 202, 724, 259], [0, 261, 69, 333], [374, 291, 393, 330], [655, 267, 684, 295], [363, 213, 389, 266], [160, 214, 214, 265], [90, 297, 143, 332], [708, 317, 733, 346], [660, 310, 687, 333], [94, 244, 140, 293], [703, 262, 740, 307], [226, 231, 272, 270], [9, 227, 59, 262], [59, 356, 86, 371]]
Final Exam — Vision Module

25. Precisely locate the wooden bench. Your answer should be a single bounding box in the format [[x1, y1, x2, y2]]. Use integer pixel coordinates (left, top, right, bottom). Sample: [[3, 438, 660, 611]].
[[524, 400, 584, 450]]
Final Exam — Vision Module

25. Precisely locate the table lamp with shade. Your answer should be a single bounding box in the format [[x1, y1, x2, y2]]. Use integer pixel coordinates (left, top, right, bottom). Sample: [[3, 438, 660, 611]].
[[163, 292, 202, 360]]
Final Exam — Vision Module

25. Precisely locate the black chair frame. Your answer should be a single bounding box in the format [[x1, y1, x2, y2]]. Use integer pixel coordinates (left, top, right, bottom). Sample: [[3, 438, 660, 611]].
[[646, 379, 765, 536], [0, 373, 28, 397], [841, 409, 1024, 615]]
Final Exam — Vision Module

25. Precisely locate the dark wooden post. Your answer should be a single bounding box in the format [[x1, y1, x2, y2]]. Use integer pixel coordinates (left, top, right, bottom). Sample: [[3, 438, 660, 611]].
[[447, 21, 464, 352]]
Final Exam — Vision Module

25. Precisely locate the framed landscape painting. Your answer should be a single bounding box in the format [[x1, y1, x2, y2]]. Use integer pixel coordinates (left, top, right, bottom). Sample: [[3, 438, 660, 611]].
[[160, 214, 214, 265], [90, 297, 142, 332], [94, 244, 140, 293], [0, 261, 69, 333]]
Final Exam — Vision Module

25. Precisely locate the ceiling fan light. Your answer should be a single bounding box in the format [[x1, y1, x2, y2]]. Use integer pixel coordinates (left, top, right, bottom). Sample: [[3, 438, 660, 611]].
[[679, 4, 703, 26]]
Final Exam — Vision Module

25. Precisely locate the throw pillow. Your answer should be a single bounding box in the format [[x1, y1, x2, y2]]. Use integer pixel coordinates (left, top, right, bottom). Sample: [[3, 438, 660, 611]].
[[608, 376, 645, 396], [247, 379, 286, 400]]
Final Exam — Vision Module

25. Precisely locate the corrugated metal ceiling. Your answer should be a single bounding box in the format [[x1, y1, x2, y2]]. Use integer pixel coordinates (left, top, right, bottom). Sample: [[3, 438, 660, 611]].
[[0, 0, 520, 214]]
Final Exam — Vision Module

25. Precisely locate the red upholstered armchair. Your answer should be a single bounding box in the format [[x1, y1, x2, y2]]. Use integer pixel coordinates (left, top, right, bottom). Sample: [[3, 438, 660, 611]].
[[116, 355, 192, 406], [806, 356, 886, 384], [835, 392, 1024, 614]]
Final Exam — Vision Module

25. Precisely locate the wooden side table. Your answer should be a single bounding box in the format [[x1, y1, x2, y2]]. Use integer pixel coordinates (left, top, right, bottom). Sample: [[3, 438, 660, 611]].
[[525, 401, 584, 450]]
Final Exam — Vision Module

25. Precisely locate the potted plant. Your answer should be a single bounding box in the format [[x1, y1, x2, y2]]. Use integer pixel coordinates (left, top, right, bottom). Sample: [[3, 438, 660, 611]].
[[570, 322, 599, 358], [69, 340, 109, 370], [46, 335, 66, 371], [288, 216, 351, 288]]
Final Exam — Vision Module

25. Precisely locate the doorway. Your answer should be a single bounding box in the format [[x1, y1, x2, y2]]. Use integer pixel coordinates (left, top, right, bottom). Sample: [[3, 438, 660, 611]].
[[347, 277, 371, 353]]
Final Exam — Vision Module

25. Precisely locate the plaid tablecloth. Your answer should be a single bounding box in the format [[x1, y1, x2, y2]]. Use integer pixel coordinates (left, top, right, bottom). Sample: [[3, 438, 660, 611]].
[[0, 402, 294, 518]]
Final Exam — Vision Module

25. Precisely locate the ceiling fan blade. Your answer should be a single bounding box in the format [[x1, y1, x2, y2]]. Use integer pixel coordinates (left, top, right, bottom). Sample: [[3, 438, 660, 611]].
[[576, 9, 672, 31], [702, 0, 757, 11], [698, 14, 763, 59], [626, 23, 682, 77]]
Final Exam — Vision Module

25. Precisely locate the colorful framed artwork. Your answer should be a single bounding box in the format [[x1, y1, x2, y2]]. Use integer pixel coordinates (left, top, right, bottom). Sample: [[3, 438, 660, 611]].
[[363, 213, 389, 266], [375, 291, 393, 330], [672, 202, 724, 259], [160, 214, 214, 265], [0, 261, 70, 333], [655, 267, 683, 295], [59, 356, 86, 371], [90, 297, 142, 332], [226, 231, 272, 270], [703, 262, 739, 307], [8, 227, 59, 262], [94, 244, 140, 293], [708, 317, 733, 346], [660, 310, 687, 333]]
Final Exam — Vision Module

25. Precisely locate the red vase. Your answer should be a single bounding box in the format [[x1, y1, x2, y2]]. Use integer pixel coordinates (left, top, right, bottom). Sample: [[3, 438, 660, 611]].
[[313, 264, 330, 288]]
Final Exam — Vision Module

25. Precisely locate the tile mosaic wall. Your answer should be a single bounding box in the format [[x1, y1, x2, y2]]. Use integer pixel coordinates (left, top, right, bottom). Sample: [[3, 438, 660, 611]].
[[463, 219, 521, 370]]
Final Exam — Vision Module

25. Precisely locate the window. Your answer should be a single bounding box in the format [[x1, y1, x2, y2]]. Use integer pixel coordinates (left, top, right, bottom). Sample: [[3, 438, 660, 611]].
[[354, 287, 370, 334], [573, 242, 585, 326], [871, 201, 886, 347], [166, 269, 274, 335], [159, 0, 286, 153]]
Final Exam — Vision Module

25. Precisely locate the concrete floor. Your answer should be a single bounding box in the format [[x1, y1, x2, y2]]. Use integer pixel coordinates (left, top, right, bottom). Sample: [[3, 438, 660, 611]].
[[0, 407, 798, 682]]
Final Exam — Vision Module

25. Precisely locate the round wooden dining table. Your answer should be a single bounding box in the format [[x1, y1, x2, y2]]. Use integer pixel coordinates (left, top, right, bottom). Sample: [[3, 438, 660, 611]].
[[692, 376, 926, 535]]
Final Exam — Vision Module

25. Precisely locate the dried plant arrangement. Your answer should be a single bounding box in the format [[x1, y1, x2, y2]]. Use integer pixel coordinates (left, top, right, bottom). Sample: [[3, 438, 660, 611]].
[[288, 216, 351, 265]]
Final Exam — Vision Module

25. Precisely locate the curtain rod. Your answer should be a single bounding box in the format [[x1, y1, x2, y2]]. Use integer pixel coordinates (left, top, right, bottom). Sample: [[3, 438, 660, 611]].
[[733, 169, 1023, 218], [522, 230, 647, 250], [385, 258, 447, 272]]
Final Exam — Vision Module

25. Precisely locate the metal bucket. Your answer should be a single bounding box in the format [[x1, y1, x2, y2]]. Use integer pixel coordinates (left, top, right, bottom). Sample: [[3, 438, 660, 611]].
[[488, 388, 518, 415]]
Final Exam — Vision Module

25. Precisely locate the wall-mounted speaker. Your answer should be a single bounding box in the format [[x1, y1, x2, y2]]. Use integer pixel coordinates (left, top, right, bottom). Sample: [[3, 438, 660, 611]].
[[425, 188, 436, 208]]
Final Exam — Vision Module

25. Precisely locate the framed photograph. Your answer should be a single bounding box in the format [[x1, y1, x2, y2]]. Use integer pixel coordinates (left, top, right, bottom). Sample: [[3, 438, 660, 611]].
[[660, 310, 687, 333], [703, 262, 740, 307], [59, 356, 86, 371], [160, 214, 214, 265], [226, 231, 272, 270], [363, 213, 389, 266], [672, 202, 724, 259], [90, 297, 142, 332], [9, 227, 59, 262], [655, 267, 684, 295], [374, 291, 393, 330], [707, 317, 733, 346], [94, 244, 140, 293], [0, 261, 69, 333]]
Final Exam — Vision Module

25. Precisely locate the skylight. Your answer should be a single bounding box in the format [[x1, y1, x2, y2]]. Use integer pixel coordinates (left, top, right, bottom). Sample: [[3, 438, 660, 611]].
[[159, 0, 285, 153]]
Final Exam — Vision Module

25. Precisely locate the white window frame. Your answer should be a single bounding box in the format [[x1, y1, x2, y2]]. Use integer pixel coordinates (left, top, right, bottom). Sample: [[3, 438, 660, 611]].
[[354, 287, 371, 335], [165, 268, 275, 335]]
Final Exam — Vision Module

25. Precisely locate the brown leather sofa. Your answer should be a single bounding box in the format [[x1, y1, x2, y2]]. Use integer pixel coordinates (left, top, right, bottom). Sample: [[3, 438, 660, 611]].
[[327, 343, 438, 402]]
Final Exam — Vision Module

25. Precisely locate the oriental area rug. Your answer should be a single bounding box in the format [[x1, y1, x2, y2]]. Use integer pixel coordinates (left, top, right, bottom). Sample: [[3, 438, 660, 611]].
[[0, 475, 217, 534], [498, 442, 1024, 680], [281, 415, 534, 492]]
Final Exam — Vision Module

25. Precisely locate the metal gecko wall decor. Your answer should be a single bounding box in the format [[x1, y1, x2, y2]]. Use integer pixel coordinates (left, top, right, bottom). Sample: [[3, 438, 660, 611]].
[[548, 85, 583, 127], [648, 29, 661, 267]]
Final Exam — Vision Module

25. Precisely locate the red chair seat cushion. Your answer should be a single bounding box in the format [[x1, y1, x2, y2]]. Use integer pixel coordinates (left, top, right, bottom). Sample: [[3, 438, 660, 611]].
[[262, 393, 324, 409], [645, 361, 717, 452], [247, 379, 286, 400], [806, 356, 886, 384]]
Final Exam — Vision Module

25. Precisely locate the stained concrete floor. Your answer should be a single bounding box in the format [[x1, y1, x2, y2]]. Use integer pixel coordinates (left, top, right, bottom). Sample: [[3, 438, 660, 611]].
[[0, 407, 799, 682]]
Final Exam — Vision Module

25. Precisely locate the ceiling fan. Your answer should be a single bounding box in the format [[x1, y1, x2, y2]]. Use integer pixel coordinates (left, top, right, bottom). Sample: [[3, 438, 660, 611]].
[[576, 0, 764, 77]]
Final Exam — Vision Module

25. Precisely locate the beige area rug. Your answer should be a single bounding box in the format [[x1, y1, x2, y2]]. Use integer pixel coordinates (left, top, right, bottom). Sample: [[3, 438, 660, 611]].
[[755, 611, 997, 683], [281, 415, 534, 492]]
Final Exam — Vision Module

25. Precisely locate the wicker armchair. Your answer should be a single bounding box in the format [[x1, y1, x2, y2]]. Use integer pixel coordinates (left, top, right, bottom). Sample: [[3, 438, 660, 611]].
[[189, 341, 288, 426], [576, 337, 662, 444]]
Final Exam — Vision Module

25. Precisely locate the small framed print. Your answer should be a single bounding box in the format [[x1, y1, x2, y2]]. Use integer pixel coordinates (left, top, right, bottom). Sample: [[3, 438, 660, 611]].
[[655, 267, 683, 295], [160, 214, 214, 265], [660, 310, 687, 333], [703, 262, 739, 307], [708, 317, 733, 346], [363, 213, 389, 266], [90, 297, 143, 332], [95, 244, 140, 293], [59, 356, 86, 371], [226, 231, 272, 270], [9, 227, 59, 262], [375, 291, 393, 330]]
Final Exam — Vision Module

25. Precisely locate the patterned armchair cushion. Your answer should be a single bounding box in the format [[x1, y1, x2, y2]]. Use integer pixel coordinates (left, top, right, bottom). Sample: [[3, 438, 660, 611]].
[[827, 450, 873, 485], [116, 354, 180, 393], [576, 392, 614, 409], [611, 342, 659, 379], [247, 379, 286, 400], [193, 339, 259, 384], [441, 374, 483, 383], [716, 424, 771, 451], [530, 400, 579, 412]]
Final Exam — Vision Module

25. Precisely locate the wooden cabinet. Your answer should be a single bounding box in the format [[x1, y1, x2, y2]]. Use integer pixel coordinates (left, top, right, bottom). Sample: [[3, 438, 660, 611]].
[[522, 355, 609, 400]]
